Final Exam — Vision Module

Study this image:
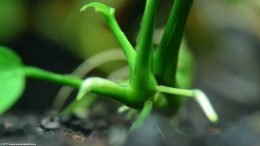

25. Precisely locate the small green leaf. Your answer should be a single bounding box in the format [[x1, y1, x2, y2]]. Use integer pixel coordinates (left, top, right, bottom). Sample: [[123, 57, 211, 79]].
[[80, 2, 114, 17], [0, 46, 25, 115]]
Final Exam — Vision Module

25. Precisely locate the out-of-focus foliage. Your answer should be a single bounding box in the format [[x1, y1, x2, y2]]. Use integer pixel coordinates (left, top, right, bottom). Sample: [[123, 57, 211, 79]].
[[176, 40, 194, 88], [0, 0, 26, 42], [226, 0, 241, 4], [34, 0, 134, 73], [35, 0, 127, 57]]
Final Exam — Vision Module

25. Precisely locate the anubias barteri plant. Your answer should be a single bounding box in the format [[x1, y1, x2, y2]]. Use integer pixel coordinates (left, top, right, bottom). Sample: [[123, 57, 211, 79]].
[[0, 0, 218, 130]]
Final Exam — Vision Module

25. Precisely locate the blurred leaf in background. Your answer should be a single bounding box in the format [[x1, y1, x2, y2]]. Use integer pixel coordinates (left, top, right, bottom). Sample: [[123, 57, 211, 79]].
[[33, 0, 144, 73], [0, 0, 26, 43]]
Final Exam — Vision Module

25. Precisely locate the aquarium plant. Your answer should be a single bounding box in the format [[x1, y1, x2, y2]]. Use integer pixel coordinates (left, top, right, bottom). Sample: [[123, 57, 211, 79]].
[[0, 0, 218, 130]]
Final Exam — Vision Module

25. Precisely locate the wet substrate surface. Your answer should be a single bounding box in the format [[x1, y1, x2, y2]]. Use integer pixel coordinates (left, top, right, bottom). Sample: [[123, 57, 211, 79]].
[[0, 101, 130, 146], [1, 100, 260, 146]]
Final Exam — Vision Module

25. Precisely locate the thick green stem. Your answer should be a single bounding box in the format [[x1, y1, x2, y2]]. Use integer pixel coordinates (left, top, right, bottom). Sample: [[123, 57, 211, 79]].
[[132, 0, 160, 90], [151, 0, 193, 113], [24, 66, 82, 88], [153, 0, 193, 87], [154, 0, 183, 74], [76, 77, 144, 109], [163, 0, 193, 85]]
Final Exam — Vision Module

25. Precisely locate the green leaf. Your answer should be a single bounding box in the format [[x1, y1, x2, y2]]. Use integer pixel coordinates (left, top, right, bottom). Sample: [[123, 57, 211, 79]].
[[0, 46, 25, 115], [80, 2, 114, 17]]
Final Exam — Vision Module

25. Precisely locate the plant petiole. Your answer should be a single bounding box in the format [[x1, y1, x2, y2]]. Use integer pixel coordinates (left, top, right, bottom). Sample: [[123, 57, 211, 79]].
[[132, 0, 160, 91], [156, 85, 193, 97], [24, 66, 82, 88], [81, 3, 136, 71]]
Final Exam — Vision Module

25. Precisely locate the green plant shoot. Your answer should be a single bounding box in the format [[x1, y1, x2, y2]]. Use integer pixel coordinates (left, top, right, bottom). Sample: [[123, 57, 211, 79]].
[[0, 0, 218, 130]]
